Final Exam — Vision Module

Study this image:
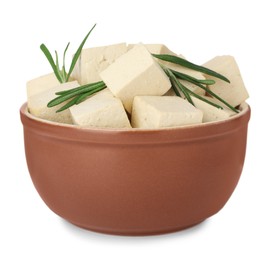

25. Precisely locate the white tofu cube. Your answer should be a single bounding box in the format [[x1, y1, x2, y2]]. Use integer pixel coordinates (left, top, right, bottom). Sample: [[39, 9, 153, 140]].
[[28, 81, 79, 124], [70, 91, 131, 128], [88, 88, 115, 99], [191, 96, 236, 122], [131, 96, 203, 128], [72, 43, 127, 85], [127, 44, 176, 55], [203, 56, 249, 107], [26, 73, 60, 101], [100, 44, 171, 113]]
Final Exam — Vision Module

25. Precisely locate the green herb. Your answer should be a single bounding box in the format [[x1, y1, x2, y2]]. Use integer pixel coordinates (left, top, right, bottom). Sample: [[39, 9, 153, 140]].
[[47, 81, 106, 112], [40, 24, 96, 83], [161, 65, 225, 110], [152, 54, 230, 83], [173, 71, 215, 85], [169, 69, 239, 113], [153, 54, 238, 113], [40, 44, 64, 83], [162, 66, 194, 105]]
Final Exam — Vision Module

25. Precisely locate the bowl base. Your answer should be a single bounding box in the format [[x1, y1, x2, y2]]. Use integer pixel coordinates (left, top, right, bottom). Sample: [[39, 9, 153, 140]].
[[68, 220, 205, 236]]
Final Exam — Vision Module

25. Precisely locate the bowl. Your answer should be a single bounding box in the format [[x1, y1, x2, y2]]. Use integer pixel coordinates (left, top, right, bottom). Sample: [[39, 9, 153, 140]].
[[20, 102, 250, 236]]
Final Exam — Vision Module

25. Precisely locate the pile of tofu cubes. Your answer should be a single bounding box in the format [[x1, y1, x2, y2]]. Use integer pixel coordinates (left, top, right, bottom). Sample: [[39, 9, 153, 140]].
[[27, 43, 249, 129]]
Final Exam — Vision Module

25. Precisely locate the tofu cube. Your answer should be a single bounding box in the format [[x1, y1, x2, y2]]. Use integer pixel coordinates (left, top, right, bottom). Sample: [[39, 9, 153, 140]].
[[72, 43, 127, 85], [70, 91, 131, 128], [100, 44, 171, 113], [192, 96, 236, 123], [26, 73, 60, 101], [131, 96, 203, 128], [89, 88, 115, 99], [127, 43, 176, 55], [203, 56, 249, 107], [28, 81, 79, 124]]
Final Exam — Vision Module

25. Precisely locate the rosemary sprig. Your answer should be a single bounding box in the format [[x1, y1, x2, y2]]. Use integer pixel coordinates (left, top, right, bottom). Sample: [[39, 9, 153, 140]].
[[162, 65, 225, 110], [55, 81, 104, 96], [40, 24, 96, 83], [152, 54, 230, 83], [162, 66, 194, 105], [173, 71, 215, 86], [40, 44, 63, 83], [47, 81, 106, 112], [170, 69, 239, 113]]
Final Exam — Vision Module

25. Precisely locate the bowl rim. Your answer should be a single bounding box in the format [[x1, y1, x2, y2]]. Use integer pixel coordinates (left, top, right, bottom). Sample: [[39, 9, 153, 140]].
[[20, 102, 250, 144]]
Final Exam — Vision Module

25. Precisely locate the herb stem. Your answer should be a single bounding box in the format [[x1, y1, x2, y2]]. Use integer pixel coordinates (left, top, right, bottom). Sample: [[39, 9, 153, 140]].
[[55, 81, 104, 95], [153, 54, 230, 83], [40, 24, 96, 84], [48, 81, 106, 111], [66, 24, 97, 82], [170, 69, 238, 113]]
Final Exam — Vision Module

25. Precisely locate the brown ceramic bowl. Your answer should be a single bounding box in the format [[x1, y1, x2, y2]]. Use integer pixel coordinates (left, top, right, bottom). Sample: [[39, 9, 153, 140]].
[[20, 102, 250, 236]]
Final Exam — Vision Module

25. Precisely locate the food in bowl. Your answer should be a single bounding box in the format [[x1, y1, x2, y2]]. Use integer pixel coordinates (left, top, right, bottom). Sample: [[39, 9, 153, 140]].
[[26, 25, 249, 129], [20, 24, 251, 235]]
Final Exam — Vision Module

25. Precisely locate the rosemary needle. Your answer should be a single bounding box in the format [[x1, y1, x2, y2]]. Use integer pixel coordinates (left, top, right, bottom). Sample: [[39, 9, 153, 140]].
[[162, 66, 194, 105], [55, 83, 106, 112], [153, 54, 230, 83], [47, 81, 106, 108], [66, 24, 96, 82], [40, 24, 96, 84], [55, 81, 104, 95], [170, 69, 239, 113], [162, 66, 223, 110]]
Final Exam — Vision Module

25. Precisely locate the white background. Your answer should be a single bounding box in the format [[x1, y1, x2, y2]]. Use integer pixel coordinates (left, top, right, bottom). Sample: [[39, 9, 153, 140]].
[[1, 0, 278, 259]]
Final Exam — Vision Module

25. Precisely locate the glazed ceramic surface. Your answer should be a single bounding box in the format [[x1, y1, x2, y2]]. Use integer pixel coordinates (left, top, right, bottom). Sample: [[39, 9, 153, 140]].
[[20, 103, 250, 235]]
